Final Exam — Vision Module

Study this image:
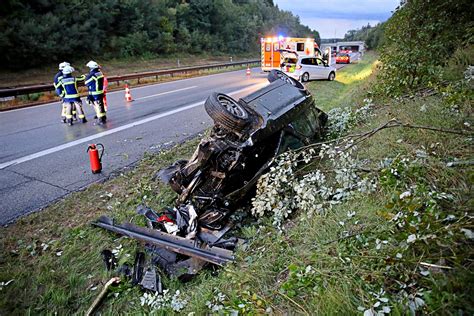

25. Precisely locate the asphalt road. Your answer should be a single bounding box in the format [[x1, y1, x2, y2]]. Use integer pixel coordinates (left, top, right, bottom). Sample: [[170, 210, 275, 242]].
[[0, 64, 348, 225], [0, 68, 271, 225]]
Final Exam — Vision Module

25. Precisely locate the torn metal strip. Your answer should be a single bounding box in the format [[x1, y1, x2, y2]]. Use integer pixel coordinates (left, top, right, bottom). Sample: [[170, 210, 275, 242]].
[[93, 216, 234, 266]]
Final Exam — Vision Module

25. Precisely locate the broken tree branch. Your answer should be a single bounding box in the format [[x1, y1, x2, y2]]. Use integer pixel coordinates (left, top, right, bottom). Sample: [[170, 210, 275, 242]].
[[293, 118, 472, 154], [420, 262, 453, 270], [275, 291, 310, 315], [86, 277, 120, 316]]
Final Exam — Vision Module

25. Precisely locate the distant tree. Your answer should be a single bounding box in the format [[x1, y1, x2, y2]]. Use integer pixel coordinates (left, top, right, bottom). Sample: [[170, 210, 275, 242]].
[[343, 23, 384, 50]]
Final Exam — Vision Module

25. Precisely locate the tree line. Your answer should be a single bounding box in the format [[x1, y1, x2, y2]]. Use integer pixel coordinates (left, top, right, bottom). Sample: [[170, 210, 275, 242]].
[[0, 0, 320, 70], [344, 23, 385, 50]]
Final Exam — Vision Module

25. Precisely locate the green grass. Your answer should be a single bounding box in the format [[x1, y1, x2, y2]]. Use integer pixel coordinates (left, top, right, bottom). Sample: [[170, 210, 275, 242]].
[[1, 53, 472, 314], [309, 52, 378, 112]]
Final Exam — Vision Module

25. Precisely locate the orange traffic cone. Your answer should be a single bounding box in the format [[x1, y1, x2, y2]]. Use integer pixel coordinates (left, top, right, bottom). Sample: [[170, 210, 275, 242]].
[[246, 66, 251, 76], [125, 84, 133, 102]]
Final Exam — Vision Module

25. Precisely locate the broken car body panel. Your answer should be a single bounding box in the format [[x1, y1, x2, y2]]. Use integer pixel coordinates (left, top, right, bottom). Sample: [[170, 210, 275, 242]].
[[93, 216, 234, 266]]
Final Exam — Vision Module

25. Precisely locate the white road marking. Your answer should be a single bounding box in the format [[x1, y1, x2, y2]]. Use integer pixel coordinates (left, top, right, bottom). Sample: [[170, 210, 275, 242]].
[[0, 83, 267, 170], [134, 86, 197, 101], [0, 67, 258, 114]]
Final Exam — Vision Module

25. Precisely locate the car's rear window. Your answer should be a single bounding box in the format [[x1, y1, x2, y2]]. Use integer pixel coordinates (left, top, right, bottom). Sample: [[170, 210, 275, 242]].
[[337, 53, 348, 57], [282, 57, 297, 64]]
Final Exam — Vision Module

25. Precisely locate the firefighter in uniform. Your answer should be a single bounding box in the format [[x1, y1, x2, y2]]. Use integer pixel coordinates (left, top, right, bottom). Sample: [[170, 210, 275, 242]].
[[85, 61, 107, 124], [60, 65, 87, 125], [54, 62, 69, 123]]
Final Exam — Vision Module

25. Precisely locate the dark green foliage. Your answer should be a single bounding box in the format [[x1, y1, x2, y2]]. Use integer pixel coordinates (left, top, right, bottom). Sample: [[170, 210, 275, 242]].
[[344, 23, 385, 50], [0, 0, 320, 69], [377, 0, 474, 95]]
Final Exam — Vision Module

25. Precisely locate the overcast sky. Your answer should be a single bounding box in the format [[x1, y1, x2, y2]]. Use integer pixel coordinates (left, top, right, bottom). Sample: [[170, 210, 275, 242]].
[[273, 0, 400, 38]]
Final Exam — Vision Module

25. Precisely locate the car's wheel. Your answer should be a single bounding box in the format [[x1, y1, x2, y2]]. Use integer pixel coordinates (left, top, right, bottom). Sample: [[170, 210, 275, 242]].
[[301, 72, 310, 82], [204, 92, 251, 132], [267, 69, 305, 90], [328, 72, 336, 81]]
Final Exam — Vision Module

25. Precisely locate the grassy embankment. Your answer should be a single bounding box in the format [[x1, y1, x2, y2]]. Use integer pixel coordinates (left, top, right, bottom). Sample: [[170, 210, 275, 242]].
[[0, 53, 257, 111], [1, 52, 472, 314]]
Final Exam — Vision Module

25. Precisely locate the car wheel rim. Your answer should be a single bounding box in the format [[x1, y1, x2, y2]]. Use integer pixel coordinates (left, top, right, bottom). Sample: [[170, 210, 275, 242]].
[[218, 95, 246, 118]]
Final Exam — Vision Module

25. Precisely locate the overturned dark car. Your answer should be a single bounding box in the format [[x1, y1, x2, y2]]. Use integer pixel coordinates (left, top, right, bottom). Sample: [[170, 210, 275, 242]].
[[94, 70, 327, 281], [158, 70, 327, 232]]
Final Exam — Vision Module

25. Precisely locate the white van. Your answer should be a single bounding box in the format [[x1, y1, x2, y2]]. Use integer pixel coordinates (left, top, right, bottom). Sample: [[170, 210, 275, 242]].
[[281, 52, 336, 82]]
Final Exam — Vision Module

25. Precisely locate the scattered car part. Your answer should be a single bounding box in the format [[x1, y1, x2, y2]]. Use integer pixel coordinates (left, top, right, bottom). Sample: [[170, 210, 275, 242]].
[[93, 216, 234, 266], [101, 249, 116, 271], [140, 266, 162, 293], [85, 277, 120, 316], [132, 252, 145, 285], [166, 257, 207, 281], [136, 205, 161, 223], [210, 237, 238, 250], [146, 244, 177, 268], [198, 223, 234, 245]]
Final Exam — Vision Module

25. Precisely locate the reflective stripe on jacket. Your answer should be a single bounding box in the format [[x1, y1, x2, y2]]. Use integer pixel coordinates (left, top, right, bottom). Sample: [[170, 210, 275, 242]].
[[85, 69, 104, 100], [60, 74, 85, 102]]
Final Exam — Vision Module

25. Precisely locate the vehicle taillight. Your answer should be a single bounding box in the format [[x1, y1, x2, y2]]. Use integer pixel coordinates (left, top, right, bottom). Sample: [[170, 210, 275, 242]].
[[296, 65, 302, 70]]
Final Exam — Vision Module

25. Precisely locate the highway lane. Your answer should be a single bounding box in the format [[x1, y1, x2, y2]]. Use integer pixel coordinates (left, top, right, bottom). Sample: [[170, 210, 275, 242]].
[[0, 68, 268, 225]]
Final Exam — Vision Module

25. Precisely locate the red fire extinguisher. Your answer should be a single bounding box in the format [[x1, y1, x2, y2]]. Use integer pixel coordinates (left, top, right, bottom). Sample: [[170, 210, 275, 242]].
[[87, 143, 104, 174]]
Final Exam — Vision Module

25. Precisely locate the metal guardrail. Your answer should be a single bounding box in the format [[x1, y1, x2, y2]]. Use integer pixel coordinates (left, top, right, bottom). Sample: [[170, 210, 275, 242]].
[[0, 59, 260, 98]]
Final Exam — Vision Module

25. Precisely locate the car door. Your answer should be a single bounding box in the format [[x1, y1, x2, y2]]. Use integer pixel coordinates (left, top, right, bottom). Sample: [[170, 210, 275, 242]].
[[300, 58, 314, 79], [314, 58, 329, 79]]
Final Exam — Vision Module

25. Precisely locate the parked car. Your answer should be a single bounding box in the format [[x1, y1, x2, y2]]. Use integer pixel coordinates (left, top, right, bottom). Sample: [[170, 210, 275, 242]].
[[280, 51, 337, 82], [336, 52, 350, 64]]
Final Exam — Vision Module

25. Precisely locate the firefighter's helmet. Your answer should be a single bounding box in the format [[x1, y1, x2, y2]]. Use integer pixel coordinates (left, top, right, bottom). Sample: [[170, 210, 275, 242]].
[[86, 60, 100, 69], [59, 62, 70, 70], [62, 65, 75, 75]]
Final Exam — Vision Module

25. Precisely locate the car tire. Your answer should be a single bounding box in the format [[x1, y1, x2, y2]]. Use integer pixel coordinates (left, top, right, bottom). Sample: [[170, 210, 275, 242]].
[[301, 72, 310, 82], [267, 69, 306, 90], [204, 92, 252, 132], [328, 72, 336, 81]]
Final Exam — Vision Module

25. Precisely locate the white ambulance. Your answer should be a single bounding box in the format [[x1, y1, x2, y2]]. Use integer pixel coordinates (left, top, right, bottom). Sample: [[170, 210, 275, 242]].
[[260, 37, 318, 72]]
